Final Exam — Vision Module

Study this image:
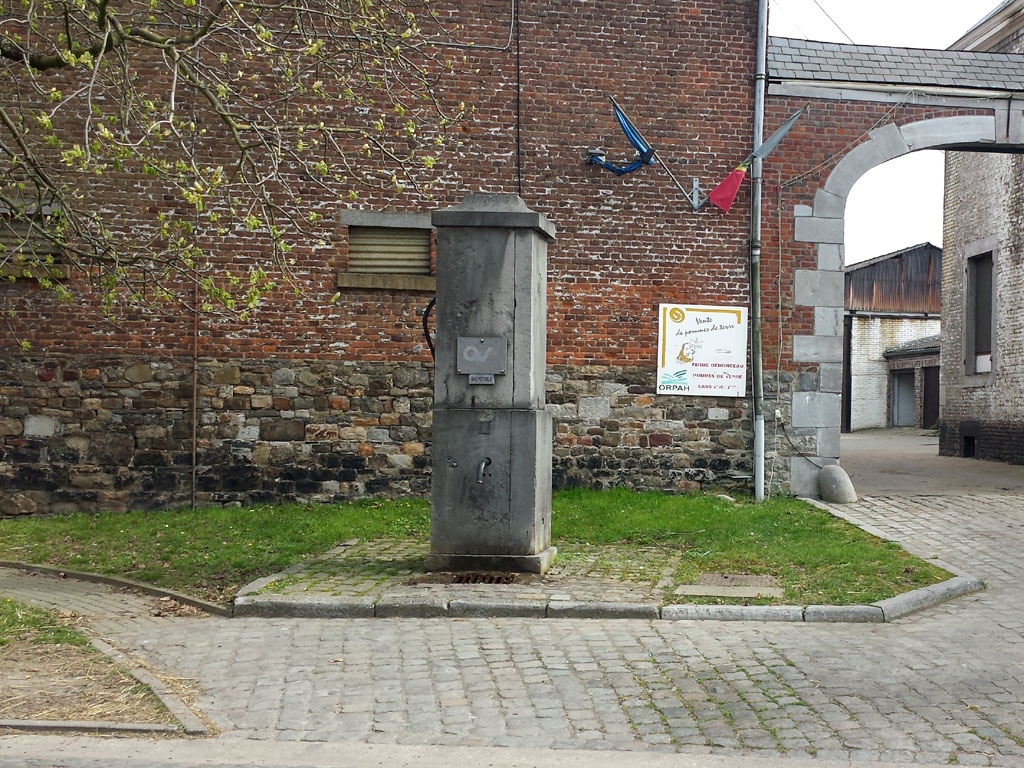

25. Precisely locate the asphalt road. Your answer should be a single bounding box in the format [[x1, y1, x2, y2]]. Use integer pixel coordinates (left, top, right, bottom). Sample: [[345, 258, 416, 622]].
[[839, 428, 1024, 496], [0, 738, 981, 768]]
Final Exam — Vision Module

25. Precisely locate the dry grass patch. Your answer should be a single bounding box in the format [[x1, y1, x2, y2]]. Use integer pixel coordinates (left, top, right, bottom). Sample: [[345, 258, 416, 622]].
[[0, 598, 176, 726], [0, 642, 176, 724]]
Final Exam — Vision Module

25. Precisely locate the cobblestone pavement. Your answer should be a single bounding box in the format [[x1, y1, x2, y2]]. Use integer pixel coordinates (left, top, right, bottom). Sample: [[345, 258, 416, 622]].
[[6, 495, 1024, 766], [0, 567, 177, 621]]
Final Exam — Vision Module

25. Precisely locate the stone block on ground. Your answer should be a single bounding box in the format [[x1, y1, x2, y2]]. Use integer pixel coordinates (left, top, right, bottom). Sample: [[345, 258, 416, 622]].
[[819, 464, 857, 503]]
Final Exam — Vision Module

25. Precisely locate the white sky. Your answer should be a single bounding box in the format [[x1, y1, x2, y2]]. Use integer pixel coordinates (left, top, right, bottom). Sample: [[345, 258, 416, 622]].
[[768, 0, 1002, 264]]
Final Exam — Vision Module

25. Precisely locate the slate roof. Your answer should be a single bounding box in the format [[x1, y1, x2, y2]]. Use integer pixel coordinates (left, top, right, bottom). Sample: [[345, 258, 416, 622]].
[[883, 335, 942, 359], [769, 37, 1024, 92]]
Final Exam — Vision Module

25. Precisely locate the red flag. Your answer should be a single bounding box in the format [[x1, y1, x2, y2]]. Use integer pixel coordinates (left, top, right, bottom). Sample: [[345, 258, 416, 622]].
[[708, 105, 807, 214], [708, 162, 749, 213]]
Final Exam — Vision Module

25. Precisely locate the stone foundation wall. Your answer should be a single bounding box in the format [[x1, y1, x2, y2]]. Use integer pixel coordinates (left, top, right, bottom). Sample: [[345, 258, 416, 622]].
[[547, 366, 753, 494], [0, 357, 765, 516], [0, 357, 434, 515], [939, 420, 1024, 465]]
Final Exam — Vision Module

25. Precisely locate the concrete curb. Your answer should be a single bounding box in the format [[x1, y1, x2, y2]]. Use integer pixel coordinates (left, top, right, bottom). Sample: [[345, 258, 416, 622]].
[[234, 595, 374, 618], [223, 499, 984, 622], [662, 605, 804, 622], [88, 637, 209, 736], [805, 604, 884, 623], [375, 596, 449, 618], [0, 719, 179, 735], [449, 598, 547, 618], [873, 575, 985, 621], [3, 535, 986, 626], [546, 601, 660, 620], [223, 575, 984, 623], [0, 560, 230, 617]]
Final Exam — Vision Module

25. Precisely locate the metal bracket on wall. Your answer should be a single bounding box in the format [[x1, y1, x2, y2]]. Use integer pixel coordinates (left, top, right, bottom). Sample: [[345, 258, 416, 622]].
[[685, 178, 709, 212]]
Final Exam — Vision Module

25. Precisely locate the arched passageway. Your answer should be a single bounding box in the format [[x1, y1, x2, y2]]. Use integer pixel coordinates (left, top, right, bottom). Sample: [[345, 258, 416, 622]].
[[765, 36, 1024, 495]]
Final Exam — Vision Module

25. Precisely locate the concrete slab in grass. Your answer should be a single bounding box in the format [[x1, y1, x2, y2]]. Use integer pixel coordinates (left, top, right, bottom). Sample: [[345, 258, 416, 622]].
[[545, 601, 659, 619], [233, 595, 374, 618], [673, 585, 785, 599]]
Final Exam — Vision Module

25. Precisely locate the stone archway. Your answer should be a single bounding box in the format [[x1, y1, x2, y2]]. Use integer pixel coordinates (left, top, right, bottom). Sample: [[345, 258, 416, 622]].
[[785, 114, 1024, 496]]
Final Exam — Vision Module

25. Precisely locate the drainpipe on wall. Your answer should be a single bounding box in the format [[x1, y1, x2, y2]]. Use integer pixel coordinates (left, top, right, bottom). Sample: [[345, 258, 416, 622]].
[[750, 0, 769, 501], [191, 282, 200, 510]]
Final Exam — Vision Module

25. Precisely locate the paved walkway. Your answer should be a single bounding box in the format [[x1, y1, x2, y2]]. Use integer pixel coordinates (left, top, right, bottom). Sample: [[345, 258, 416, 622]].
[[4, 494, 1024, 765]]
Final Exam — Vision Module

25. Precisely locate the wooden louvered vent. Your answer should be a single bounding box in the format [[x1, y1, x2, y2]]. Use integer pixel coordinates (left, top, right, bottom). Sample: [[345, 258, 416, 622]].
[[0, 214, 64, 279], [347, 226, 431, 275]]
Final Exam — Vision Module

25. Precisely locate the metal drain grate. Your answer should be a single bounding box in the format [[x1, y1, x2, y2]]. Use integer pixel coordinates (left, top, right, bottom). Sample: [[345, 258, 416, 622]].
[[404, 571, 528, 586], [451, 572, 519, 585]]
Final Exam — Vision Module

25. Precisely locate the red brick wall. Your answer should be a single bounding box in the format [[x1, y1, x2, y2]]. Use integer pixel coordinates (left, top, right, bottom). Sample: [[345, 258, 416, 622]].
[[3, 3, 1004, 512], [1, 0, 758, 364]]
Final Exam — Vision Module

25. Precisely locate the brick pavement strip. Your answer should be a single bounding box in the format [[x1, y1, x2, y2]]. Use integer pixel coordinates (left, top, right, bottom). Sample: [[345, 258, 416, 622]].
[[2, 495, 1022, 766]]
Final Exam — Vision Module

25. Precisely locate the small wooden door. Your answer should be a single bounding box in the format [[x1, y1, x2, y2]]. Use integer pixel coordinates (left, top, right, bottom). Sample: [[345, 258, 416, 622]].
[[923, 366, 940, 429]]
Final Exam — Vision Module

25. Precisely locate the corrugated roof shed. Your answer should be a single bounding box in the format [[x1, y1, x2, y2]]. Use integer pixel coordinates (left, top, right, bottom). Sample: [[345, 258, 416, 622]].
[[845, 243, 942, 314]]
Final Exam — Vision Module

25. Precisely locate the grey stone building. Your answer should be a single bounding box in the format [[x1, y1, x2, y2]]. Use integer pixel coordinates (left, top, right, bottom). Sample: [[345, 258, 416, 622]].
[[941, 0, 1024, 464]]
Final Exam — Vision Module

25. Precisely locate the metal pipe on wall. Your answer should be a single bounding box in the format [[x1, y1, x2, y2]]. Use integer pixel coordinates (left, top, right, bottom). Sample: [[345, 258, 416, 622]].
[[750, 0, 769, 501], [191, 282, 200, 510]]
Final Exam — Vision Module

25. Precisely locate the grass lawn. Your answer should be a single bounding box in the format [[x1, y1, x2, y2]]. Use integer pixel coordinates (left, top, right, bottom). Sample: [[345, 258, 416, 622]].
[[0, 490, 949, 605], [0, 597, 91, 647], [554, 488, 948, 605]]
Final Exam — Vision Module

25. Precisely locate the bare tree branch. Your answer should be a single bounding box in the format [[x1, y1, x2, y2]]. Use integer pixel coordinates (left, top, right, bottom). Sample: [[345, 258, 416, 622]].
[[0, 0, 467, 330]]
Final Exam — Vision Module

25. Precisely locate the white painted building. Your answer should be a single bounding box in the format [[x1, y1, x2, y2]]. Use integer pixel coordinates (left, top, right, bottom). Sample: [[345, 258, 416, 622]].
[[842, 244, 943, 431], [847, 317, 941, 429]]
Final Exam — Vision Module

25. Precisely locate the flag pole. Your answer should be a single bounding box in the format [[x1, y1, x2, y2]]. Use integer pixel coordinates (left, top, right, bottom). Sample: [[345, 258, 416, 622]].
[[609, 97, 694, 200], [655, 155, 689, 196]]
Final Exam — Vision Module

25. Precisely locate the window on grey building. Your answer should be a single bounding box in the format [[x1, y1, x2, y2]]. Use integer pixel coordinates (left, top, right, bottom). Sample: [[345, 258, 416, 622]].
[[966, 251, 993, 375]]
